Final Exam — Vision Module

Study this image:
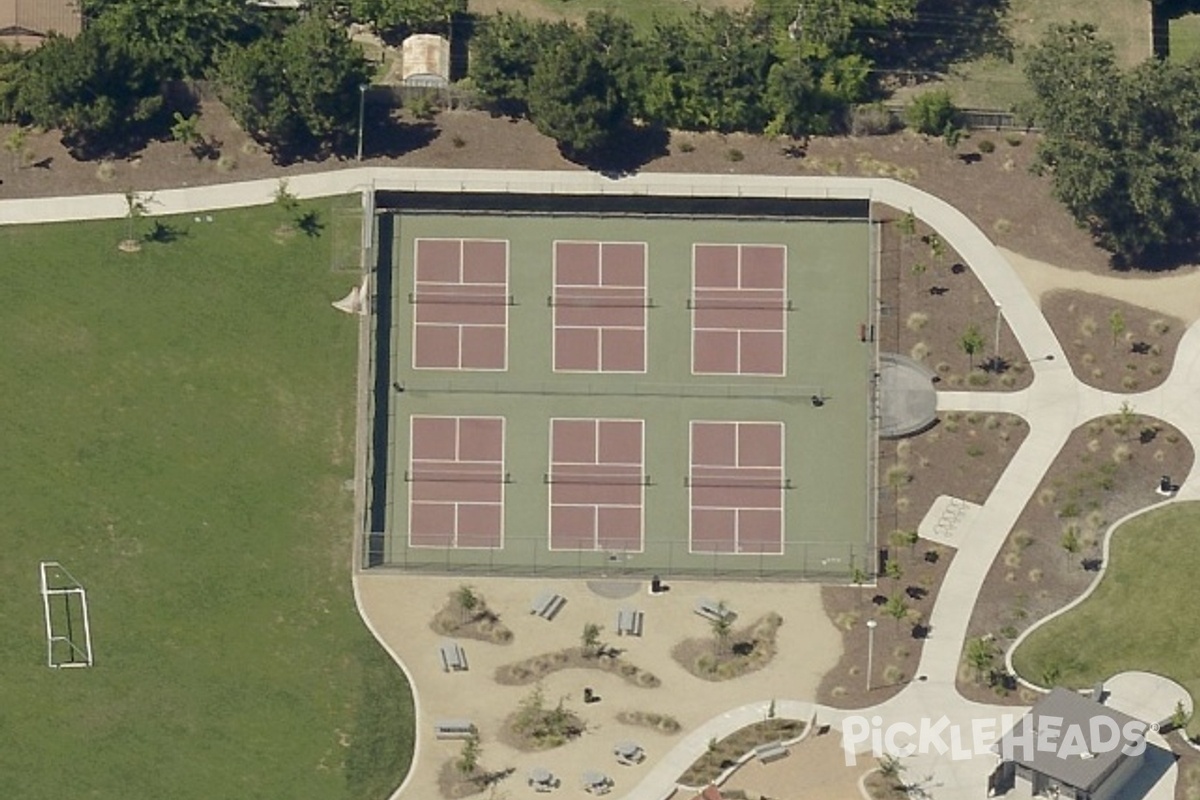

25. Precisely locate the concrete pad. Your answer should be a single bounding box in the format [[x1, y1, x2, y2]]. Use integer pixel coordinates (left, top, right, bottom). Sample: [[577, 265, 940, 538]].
[[917, 494, 982, 549]]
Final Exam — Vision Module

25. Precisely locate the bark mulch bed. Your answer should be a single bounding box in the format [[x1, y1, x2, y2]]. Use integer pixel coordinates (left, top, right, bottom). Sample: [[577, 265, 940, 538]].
[[5, 109, 1192, 277], [678, 718, 806, 786], [958, 413, 1194, 705], [436, 760, 511, 799], [877, 205, 1033, 392], [494, 646, 661, 688], [819, 411, 1026, 708], [614, 710, 682, 735], [1169, 736, 1200, 800], [670, 613, 783, 682], [1042, 290, 1185, 394], [430, 591, 514, 645]]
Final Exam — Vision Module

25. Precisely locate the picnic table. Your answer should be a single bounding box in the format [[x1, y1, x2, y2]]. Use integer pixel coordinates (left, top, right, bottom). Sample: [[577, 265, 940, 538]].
[[614, 740, 645, 764], [694, 598, 735, 623], [528, 767, 558, 792], [531, 590, 566, 620], [582, 770, 612, 794], [439, 640, 467, 672], [616, 608, 643, 637]]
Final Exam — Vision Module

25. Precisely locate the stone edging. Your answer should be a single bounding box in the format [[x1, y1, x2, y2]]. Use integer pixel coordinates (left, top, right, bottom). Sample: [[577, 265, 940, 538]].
[[674, 704, 818, 795]]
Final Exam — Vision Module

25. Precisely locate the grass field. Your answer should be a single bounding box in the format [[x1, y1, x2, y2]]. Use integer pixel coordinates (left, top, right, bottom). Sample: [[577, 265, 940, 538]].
[[893, 0, 1152, 110], [0, 204, 413, 799], [1171, 13, 1200, 60], [379, 211, 874, 578], [1012, 502, 1200, 737], [467, 0, 749, 30]]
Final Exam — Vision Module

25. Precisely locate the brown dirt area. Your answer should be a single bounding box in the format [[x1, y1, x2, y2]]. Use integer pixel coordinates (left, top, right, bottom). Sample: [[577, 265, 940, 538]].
[[1041, 290, 1185, 393], [959, 414, 1194, 706], [3, 105, 1195, 277], [877, 205, 1033, 390]]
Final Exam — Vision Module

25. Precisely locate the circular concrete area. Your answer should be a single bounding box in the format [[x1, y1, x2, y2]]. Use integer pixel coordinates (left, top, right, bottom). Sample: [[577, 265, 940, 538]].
[[1104, 671, 1193, 729], [586, 580, 642, 599], [879, 353, 938, 438]]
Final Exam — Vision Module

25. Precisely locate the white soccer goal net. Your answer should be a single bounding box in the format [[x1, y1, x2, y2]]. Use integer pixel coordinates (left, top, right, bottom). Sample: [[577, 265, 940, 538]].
[[39, 561, 94, 668]]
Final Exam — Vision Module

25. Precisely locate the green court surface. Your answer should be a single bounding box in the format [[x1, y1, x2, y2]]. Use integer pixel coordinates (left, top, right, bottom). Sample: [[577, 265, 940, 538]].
[[374, 210, 875, 579], [0, 204, 412, 800]]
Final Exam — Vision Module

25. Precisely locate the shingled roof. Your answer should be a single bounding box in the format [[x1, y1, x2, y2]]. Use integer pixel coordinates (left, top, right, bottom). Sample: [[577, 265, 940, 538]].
[[0, 0, 82, 49]]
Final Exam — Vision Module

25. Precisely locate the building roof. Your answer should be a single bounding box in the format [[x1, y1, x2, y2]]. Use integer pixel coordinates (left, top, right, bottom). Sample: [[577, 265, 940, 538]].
[[994, 687, 1146, 792], [400, 33, 450, 86], [0, 0, 82, 47]]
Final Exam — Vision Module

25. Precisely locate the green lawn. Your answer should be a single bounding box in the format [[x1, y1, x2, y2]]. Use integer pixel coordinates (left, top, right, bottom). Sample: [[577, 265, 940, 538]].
[[1171, 13, 1200, 61], [471, 0, 749, 32], [1012, 502, 1200, 735], [0, 204, 413, 800], [904, 0, 1151, 110]]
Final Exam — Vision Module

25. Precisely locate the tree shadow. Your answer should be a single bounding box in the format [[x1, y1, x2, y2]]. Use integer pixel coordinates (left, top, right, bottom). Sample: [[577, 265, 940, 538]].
[[143, 220, 188, 245], [1110, 240, 1200, 273], [298, 210, 324, 238], [361, 112, 440, 159], [873, 0, 1014, 80], [570, 124, 671, 177]]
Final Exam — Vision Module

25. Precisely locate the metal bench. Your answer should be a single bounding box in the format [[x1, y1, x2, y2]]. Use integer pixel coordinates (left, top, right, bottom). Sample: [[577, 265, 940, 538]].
[[694, 598, 735, 623], [439, 640, 467, 672], [531, 590, 566, 620], [754, 740, 789, 763], [434, 719, 476, 739], [616, 608, 643, 637]]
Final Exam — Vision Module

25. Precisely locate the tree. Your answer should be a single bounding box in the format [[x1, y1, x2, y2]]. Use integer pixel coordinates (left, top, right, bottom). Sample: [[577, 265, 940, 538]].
[[884, 593, 908, 629], [3, 126, 29, 169], [122, 189, 152, 248], [851, 566, 868, 604], [455, 584, 478, 624], [927, 232, 946, 270], [1026, 23, 1200, 262], [709, 602, 733, 656], [884, 558, 903, 584], [218, 14, 371, 158], [905, 89, 958, 136], [897, 208, 917, 246], [764, 52, 869, 139], [960, 324, 984, 370], [1109, 309, 1126, 349], [877, 754, 904, 782], [1060, 525, 1082, 568], [469, 14, 571, 116], [86, 0, 255, 78], [274, 179, 301, 232], [456, 734, 480, 776], [527, 29, 626, 160], [581, 622, 603, 658], [13, 28, 166, 157], [965, 636, 996, 685], [349, 0, 465, 39]]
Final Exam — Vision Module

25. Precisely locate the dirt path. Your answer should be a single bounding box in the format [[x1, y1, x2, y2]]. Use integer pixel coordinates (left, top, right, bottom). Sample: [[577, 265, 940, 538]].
[[1002, 247, 1200, 323]]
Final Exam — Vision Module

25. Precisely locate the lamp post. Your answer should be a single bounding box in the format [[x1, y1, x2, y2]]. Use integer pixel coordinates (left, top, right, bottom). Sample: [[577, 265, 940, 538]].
[[993, 301, 1003, 364], [356, 84, 368, 161], [866, 619, 878, 691]]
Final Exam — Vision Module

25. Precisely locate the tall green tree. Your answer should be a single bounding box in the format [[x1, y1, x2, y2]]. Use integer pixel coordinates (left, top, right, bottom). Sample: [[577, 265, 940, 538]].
[[218, 14, 371, 157], [527, 30, 626, 159], [13, 29, 165, 156], [349, 0, 465, 38], [469, 14, 571, 115], [1026, 23, 1200, 262], [88, 0, 256, 78]]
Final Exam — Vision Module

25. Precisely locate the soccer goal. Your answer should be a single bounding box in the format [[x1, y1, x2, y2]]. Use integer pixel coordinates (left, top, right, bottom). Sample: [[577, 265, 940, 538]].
[[39, 561, 94, 668]]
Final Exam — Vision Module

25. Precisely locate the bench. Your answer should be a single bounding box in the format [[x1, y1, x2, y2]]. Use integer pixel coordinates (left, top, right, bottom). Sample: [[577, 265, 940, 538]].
[[694, 598, 735, 624], [439, 640, 467, 672], [616, 608, 643, 637], [434, 719, 476, 739], [531, 590, 567, 620], [754, 740, 789, 763]]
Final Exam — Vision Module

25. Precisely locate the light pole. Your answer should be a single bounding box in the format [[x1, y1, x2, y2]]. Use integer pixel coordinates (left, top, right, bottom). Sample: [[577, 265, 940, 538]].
[[993, 301, 1003, 364], [356, 84, 368, 161], [866, 619, 878, 691]]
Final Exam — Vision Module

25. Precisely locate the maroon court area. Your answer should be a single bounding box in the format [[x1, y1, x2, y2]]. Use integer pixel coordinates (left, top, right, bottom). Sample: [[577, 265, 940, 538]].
[[691, 244, 788, 376], [408, 415, 505, 548], [553, 241, 648, 373], [689, 421, 785, 554], [412, 238, 509, 371], [549, 418, 645, 551]]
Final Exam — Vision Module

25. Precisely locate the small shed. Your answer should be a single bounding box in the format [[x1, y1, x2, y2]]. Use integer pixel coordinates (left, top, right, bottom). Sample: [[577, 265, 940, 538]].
[[400, 34, 451, 87]]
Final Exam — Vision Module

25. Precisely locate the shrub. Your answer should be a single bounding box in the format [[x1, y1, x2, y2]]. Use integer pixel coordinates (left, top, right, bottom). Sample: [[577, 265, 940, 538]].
[[977, 139, 995, 153], [850, 103, 899, 136], [905, 90, 959, 136], [678, 140, 696, 153], [725, 148, 744, 162], [1004, 133, 1023, 147], [451, 135, 466, 149]]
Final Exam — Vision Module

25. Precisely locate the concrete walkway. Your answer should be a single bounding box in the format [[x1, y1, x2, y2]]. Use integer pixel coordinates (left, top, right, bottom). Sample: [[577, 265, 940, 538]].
[[3, 169, 1197, 800]]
